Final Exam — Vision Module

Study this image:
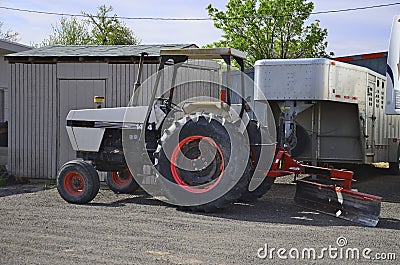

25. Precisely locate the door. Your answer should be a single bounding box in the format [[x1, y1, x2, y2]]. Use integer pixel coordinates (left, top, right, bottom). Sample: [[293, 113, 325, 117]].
[[58, 79, 106, 167]]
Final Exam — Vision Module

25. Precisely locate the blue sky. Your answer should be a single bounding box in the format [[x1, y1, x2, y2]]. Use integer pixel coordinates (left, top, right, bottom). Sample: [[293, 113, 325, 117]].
[[0, 0, 399, 56]]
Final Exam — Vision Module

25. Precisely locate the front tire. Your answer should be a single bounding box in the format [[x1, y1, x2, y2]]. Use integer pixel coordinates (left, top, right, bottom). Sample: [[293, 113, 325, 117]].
[[57, 160, 100, 204]]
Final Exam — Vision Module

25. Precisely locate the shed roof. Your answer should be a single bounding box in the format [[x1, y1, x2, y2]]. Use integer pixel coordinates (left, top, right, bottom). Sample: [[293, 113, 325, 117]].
[[160, 47, 247, 60], [5, 43, 197, 63], [0, 39, 31, 56]]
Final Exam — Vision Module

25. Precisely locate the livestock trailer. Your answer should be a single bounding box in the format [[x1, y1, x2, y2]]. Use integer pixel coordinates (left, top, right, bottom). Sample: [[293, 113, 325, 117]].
[[254, 58, 400, 172]]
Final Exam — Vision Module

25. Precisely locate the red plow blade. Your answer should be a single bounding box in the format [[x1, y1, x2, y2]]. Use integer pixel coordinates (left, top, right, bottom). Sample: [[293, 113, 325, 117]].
[[268, 150, 382, 227], [295, 177, 382, 227]]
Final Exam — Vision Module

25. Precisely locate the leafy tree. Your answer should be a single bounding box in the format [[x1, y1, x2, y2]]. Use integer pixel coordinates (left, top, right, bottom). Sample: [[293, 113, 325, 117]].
[[206, 0, 333, 66], [42, 5, 140, 46], [42, 17, 90, 46], [0, 21, 19, 42], [84, 5, 140, 45]]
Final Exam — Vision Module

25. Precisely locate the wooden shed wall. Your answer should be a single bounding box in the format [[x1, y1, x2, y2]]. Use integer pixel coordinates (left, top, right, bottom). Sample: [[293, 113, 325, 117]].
[[9, 60, 220, 179]]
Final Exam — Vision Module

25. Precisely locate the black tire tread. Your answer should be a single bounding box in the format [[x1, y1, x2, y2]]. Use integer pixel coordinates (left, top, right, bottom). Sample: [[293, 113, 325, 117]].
[[57, 159, 100, 204], [239, 176, 275, 202], [106, 170, 139, 194], [156, 113, 251, 212], [388, 162, 400, 175], [239, 120, 275, 202]]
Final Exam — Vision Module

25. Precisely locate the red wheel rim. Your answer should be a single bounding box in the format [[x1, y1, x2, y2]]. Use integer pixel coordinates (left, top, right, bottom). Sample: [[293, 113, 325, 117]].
[[64, 171, 85, 196], [111, 170, 132, 187], [170, 135, 224, 194]]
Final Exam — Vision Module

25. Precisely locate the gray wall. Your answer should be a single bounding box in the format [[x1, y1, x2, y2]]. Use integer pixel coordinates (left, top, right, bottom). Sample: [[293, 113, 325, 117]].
[[9, 60, 220, 179], [9, 64, 58, 179], [0, 56, 9, 122]]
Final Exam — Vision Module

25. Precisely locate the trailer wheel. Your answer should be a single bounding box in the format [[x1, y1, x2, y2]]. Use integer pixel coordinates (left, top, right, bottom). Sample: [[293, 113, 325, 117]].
[[57, 160, 100, 204], [106, 170, 139, 194], [156, 113, 250, 211]]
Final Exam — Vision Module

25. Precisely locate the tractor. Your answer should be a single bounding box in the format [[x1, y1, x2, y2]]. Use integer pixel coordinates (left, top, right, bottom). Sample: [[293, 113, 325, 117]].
[[57, 48, 381, 226]]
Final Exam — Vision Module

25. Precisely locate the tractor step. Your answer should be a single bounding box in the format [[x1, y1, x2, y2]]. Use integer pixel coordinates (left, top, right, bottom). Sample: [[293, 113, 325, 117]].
[[294, 177, 382, 227]]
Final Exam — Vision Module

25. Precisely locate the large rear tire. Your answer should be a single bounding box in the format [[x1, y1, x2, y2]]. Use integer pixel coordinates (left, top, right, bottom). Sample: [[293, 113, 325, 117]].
[[239, 176, 275, 202], [388, 162, 400, 175], [106, 169, 139, 194], [388, 144, 400, 175], [239, 120, 275, 202], [57, 160, 100, 204], [156, 113, 250, 212]]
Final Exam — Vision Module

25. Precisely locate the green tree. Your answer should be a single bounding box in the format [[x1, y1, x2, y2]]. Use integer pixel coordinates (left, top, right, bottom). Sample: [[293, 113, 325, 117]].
[[0, 21, 19, 42], [42, 17, 90, 46], [42, 5, 140, 46], [207, 0, 333, 66], [84, 5, 140, 45]]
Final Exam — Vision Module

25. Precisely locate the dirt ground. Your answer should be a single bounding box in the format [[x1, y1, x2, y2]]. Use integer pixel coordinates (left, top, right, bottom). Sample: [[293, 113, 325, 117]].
[[0, 167, 399, 264]]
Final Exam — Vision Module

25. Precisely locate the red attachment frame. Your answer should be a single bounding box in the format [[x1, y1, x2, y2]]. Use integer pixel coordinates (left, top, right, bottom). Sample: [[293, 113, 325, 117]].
[[267, 149, 354, 190], [269, 149, 382, 227]]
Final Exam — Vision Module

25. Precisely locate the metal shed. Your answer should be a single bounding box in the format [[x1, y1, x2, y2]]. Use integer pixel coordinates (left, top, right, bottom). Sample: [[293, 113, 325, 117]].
[[5, 44, 221, 179]]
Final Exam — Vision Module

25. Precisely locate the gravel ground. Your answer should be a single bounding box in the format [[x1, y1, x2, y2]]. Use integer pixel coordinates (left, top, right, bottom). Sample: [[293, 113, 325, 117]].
[[0, 168, 399, 265]]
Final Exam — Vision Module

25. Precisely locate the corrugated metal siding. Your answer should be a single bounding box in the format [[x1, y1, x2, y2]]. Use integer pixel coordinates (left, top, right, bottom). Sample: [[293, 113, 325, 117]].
[[9, 59, 220, 179], [0, 90, 4, 122], [1, 57, 10, 123], [171, 60, 220, 104], [108, 64, 137, 107], [9, 63, 58, 179], [3, 89, 8, 122], [107, 61, 220, 107]]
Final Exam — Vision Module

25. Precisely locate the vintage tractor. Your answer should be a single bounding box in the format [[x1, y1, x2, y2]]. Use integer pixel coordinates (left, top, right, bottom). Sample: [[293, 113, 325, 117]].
[[57, 48, 381, 226]]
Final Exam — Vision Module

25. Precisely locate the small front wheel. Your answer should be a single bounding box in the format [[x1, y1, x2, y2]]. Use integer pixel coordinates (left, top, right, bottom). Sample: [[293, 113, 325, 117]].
[[57, 160, 100, 204], [106, 169, 139, 194]]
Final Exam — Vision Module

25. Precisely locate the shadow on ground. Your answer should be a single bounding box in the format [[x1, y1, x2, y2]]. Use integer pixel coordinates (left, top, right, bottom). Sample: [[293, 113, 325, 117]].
[[2, 167, 399, 230], [0, 184, 45, 197], [87, 180, 400, 230]]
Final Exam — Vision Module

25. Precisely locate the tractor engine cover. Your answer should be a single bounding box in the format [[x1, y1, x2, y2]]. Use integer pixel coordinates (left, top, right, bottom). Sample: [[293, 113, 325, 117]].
[[66, 106, 154, 152]]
